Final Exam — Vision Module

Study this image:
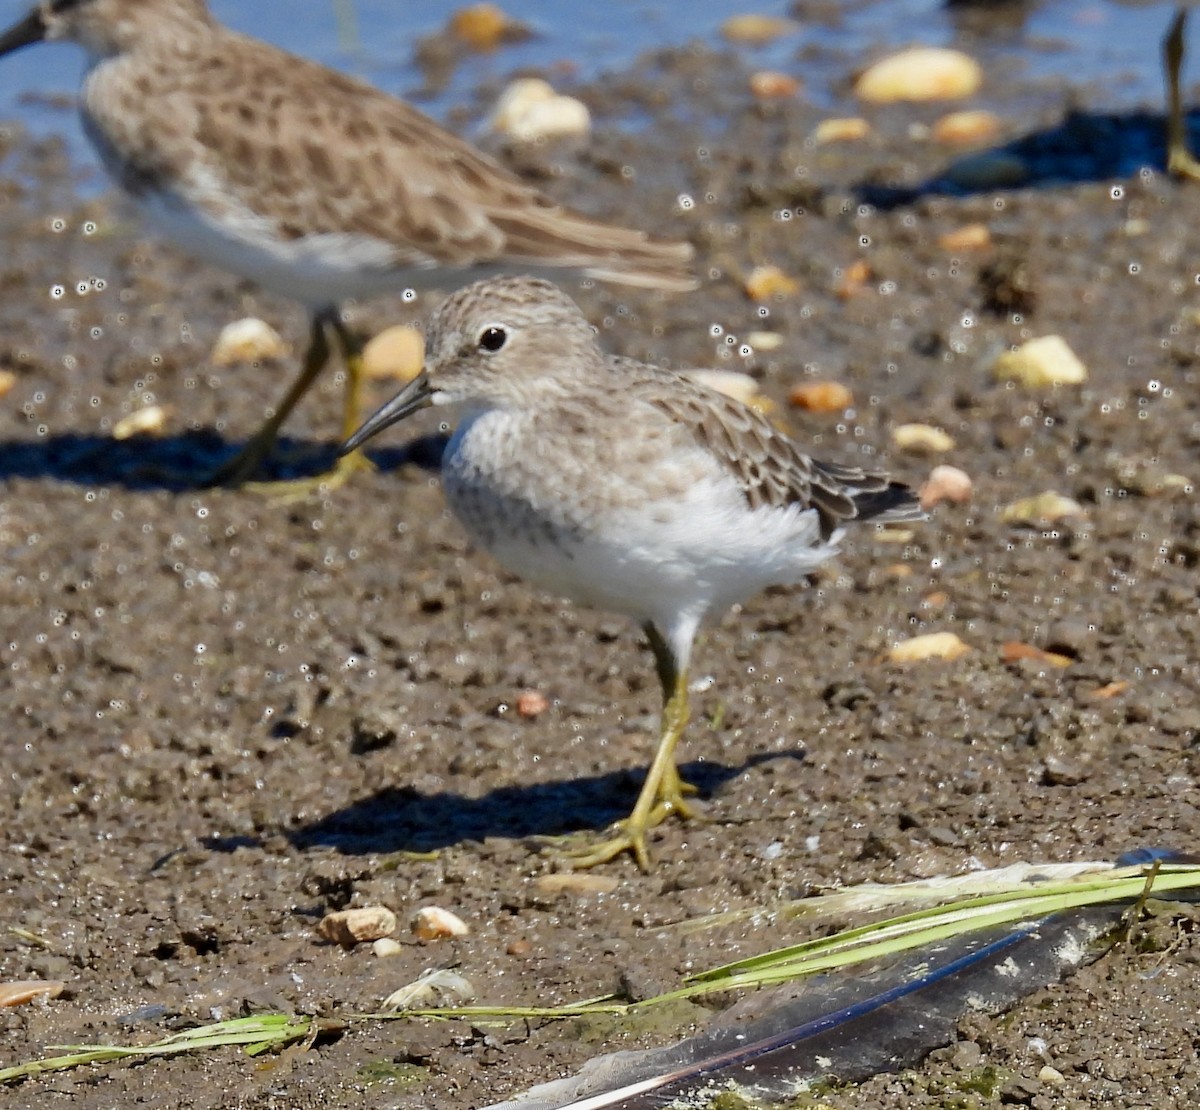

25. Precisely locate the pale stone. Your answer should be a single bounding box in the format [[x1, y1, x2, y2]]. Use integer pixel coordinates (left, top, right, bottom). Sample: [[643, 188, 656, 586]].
[[993, 335, 1088, 387], [855, 48, 983, 103]]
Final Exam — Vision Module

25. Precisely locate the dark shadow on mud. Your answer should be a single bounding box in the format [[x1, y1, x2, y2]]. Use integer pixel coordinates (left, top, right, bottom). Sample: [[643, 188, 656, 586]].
[[856, 109, 1189, 208], [289, 751, 802, 855], [0, 431, 446, 489]]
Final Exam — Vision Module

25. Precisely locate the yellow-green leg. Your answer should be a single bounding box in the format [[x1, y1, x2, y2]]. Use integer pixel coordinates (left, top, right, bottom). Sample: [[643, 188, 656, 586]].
[[1164, 11, 1200, 180], [244, 315, 375, 500], [561, 624, 702, 872]]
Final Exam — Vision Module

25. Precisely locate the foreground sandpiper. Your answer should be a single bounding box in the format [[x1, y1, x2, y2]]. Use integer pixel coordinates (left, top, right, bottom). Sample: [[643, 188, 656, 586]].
[[0, 0, 694, 493], [343, 276, 923, 870]]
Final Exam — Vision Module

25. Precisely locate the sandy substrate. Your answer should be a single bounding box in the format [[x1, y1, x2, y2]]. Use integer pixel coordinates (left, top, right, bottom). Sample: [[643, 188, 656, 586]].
[[2, 20, 1200, 1110]]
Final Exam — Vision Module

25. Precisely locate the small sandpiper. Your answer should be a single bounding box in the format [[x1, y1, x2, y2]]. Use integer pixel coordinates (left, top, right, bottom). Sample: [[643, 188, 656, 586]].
[[343, 276, 923, 871], [0, 0, 694, 494]]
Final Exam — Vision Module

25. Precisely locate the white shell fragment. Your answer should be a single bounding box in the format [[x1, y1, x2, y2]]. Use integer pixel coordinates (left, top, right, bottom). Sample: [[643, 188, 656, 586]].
[[0, 980, 65, 1008], [855, 48, 982, 103], [382, 968, 476, 1012], [317, 905, 398, 946], [412, 905, 471, 940], [993, 335, 1088, 387], [211, 316, 289, 366], [492, 78, 591, 143]]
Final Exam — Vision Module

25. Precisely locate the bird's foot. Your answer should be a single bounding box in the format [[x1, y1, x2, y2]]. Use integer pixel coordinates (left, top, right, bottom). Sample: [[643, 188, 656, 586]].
[[552, 778, 703, 872], [240, 447, 374, 502]]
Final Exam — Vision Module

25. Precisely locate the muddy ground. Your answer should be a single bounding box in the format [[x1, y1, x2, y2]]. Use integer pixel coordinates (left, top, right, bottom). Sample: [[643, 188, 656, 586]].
[[3, 11, 1200, 1110]]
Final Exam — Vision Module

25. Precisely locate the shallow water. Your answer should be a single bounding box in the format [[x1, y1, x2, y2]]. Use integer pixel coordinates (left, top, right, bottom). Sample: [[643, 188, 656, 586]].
[[0, 0, 1185, 164]]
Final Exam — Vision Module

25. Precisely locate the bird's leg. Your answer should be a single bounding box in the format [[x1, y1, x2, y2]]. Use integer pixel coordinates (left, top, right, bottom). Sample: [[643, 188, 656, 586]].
[[240, 312, 375, 500], [561, 624, 702, 872], [1164, 12, 1200, 180], [207, 313, 331, 488]]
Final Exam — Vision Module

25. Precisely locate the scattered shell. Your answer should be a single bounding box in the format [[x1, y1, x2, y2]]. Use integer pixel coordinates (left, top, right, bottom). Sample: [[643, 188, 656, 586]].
[[362, 325, 424, 382], [882, 563, 914, 579], [112, 404, 169, 441], [720, 14, 795, 45], [535, 873, 621, 896], [744, 264, 799, 300], [855, 48, 983, 103], [745, 330, 784, 351], [1087, 680, 1130, 700], [0, 368, 17, 398], [834, 258, 872, 299], [687, 368, 761, 407], [888, 632, 972, 663], [999, 491, 1086, 525], [944, 152, 1030, 190], [931, 109, 1002, 146], [893, 423, 956, 455], [413, 905, 470, 940], [993, 335, 1088, 388], [211, 317, 288, 366], [0, 980, 64, 1008], [492, 78, 590, 142], [1001, 641, 1073, 668], [789, 380, 853, 413], [919, 464, 973, 508], [372, 938, 404, 958], [937, 223, 992, 252], [317, 906, 397, 946], [516, 689, 550, 718], [876, 527, 916, 543], [382, 968, 476, 1012], [813, 117, 872, 144], [450, 3, 523, 51], [749, 71, 801, 99]]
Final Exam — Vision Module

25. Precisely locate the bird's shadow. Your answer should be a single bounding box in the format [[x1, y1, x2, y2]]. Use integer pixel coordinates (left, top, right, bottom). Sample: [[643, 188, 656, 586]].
[[857, 108, 1193, 208], [0, 431, 446, 490], [285, 751, 800, 856]]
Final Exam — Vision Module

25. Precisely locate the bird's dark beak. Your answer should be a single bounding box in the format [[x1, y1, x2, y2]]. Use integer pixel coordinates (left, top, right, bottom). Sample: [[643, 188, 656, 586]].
[[340, 372, 434, 455], [0, 8, 47, 58]]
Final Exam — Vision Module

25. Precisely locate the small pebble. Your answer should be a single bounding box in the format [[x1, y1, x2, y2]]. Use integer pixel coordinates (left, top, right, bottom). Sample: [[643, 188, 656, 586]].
[[855, 48, 982, 103], [919, 464, 972, 508], [412, 906, 471, 940], [749, 71, 800, 99], [211, 317, 288, 366], [994, 335, 1088, 387], [317, 906, 397, 946], [516, 689, 550, 718], [506, 938, 533, 956], [937, 223, 992, 252], [744, 264, 799, 300], [931, 109, 1001, 147], [999, 490, 1085, 525], [362, 325, 424, 382], [373, 938, 404, 958], [813, 117, 871, 144], [492, 78, 590, 142], [893, 423, 956, 455], [888, 632, 972, 663], [112, 404, 169, 441], [789, 380, 853, 413], [720, 14, 795, 46], [0, 368, 17, 398], [449, 3, 523, 51]]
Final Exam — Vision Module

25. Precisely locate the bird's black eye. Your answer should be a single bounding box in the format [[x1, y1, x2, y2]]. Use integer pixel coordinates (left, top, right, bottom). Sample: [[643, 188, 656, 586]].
[[478, 326, 507, 353]]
